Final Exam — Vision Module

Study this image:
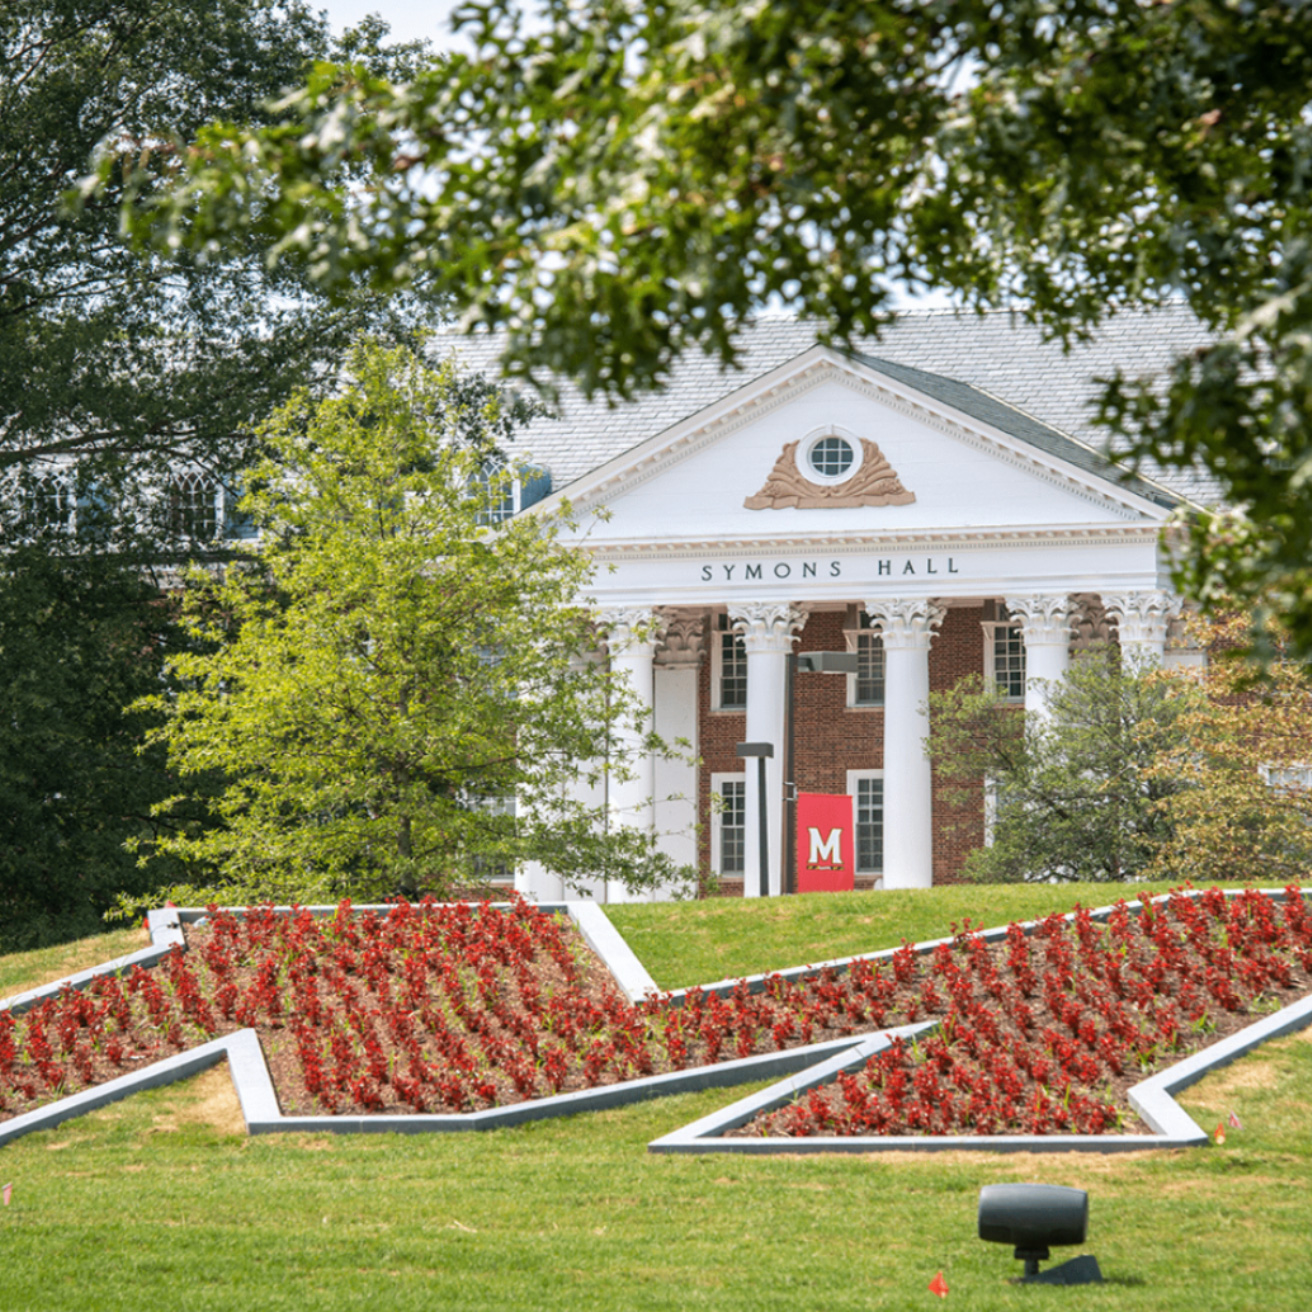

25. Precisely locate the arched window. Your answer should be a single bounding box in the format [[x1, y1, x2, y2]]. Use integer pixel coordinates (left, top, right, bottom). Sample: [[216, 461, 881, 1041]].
[[473, 459, 516, 525], [26, 473, 74, 531], [168, 470, 220, 540], [471, 460, 552, 525]]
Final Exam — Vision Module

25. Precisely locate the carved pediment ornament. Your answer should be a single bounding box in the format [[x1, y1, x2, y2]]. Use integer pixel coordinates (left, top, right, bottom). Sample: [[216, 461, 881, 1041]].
[[744, 438, 916, 510]]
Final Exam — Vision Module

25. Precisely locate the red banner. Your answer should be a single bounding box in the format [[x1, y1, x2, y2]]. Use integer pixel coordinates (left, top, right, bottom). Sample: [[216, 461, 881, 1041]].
[[796, 792, 855, 893]]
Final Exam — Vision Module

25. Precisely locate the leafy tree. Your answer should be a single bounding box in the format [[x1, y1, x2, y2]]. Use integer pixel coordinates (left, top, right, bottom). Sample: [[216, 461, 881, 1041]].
[[1143, 614, 1312, 888], [0, 539, 206, 948], [125, 1, 1312, 652], [138, 339, 688, 903], [932, 630, 1312, 885], [0, 2, 440, 942], [1, 0, 433, 519], [928, 652, 1202, 883]]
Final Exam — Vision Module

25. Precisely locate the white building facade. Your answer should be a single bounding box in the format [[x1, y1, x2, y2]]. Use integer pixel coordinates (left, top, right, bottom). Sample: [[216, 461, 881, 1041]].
[[451, 312, 1211, 901]]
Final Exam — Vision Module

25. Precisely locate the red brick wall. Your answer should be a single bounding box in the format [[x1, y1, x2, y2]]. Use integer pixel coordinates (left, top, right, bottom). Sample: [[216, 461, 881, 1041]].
[[696, 605, 988, 895]]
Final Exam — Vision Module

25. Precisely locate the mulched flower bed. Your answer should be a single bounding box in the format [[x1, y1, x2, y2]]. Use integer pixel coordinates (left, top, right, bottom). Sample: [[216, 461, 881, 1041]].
[[734, 886, 1312, 1137], [1, 888, 1310, 1134]]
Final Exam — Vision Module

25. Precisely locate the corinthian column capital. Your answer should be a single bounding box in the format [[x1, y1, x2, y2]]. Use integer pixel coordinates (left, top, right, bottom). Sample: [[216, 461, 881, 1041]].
[[1004, 593, 1075, 647], [1103, 590, 1181, 647], [864, 598, 945, 650], [728, 602, 808, 653], [597, 606, 661, 658], [654, 609, 707, 668]]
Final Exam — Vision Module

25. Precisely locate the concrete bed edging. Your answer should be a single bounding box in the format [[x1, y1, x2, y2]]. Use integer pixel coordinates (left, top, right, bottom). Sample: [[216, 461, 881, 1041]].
[[0, 898, 787, 1145], [648, 995, 1312, 1155], [648, 888, 1312, 1154], [1, 888, 1308, 1152], [0, 908, 187, 1018], [656, 887, 1304, 1007], [0, 1026, 881, 1147], [2, 902, 657, 1013]]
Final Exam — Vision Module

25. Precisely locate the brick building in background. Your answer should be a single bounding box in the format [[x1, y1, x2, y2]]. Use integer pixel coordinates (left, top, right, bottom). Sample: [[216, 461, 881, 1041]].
[[452, 308, 1213, 901]]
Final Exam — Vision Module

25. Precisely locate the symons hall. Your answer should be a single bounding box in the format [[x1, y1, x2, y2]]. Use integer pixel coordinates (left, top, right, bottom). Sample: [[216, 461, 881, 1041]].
[[456, 307, 1214, 903]]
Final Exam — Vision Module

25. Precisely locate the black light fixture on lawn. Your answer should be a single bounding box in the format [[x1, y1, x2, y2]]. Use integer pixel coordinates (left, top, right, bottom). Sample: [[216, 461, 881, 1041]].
[[735, 741, 773, 899], [977, 1183, 1103, 1285]]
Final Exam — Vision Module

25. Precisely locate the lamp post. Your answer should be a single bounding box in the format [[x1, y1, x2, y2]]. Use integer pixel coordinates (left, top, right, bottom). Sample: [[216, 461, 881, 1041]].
[[787, 650, 860, 895], [735, 741, 773, 898]]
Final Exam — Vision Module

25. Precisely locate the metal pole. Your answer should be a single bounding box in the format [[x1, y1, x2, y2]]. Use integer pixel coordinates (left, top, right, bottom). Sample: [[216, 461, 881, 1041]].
[[736, 741, 774, 899], [785, 650, 796, 896]]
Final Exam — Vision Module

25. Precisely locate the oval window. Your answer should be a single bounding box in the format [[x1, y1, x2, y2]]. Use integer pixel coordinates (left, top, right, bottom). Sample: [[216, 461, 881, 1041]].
[[808, 435, 855, 479]]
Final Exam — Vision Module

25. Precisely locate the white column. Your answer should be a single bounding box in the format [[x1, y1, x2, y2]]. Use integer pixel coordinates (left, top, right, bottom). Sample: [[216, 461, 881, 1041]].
[[865, 598, 944, 891], [1104, 590, 1178, 666], [1005, 594, 1075, 719], [514, 859, 563, 902], [652, 611, 705, 901], [599, 607, 660, 904], [730, 602, 807, 898], [514, 855, 565, 903], [1164, 602, 1206, 671], [517, 647, 603, 903]]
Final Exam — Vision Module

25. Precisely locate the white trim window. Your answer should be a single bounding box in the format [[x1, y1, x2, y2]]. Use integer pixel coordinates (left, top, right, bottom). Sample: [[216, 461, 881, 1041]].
[[168, 469, 222, 541], [805, 433, 857, 480], [983, 606, 1026, 701], [845, 769, 884, 877], [1261, 764, 1312, 793], [846, 612, 885, 707], [711, 613, 748, 711], [473, 460, 553, 525], [793, 424, 867, 487], [710, 772, 747, 877], [473, 459, 515, 525], [23, 468, 75, 533], [468, 794, 517, 883]]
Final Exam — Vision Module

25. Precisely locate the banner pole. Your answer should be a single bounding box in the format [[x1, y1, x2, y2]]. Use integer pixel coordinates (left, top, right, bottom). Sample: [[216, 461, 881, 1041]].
[[785, 650, 797, 896]]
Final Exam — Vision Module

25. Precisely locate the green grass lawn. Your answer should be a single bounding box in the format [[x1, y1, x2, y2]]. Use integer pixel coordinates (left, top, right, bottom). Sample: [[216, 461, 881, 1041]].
[[2, 885, 1309, 1311]]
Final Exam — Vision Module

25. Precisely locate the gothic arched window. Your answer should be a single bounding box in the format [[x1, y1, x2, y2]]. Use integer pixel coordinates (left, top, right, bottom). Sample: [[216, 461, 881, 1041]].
[[22, 472, 73, 532], [168, 470, 220, 540], [472, 458, 515, 525]]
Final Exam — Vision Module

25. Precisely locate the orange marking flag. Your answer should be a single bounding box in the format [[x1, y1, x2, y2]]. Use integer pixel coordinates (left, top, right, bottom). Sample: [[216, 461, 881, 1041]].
[[928, 1270, 949, 1298]]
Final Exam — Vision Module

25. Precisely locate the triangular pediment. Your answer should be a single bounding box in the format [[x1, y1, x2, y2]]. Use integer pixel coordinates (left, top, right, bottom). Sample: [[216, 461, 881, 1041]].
[[540, 347, 1178, 547]]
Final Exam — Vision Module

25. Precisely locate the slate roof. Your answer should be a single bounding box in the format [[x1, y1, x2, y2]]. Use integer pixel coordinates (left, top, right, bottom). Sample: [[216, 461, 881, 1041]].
[[851, 353, 1182, 510], [440, 303, 1216, 506]]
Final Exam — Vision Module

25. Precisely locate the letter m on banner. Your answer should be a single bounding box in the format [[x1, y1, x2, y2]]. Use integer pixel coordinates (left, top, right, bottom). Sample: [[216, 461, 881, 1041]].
[[797, 793, 855, 894], [810, 828, 842, 865]]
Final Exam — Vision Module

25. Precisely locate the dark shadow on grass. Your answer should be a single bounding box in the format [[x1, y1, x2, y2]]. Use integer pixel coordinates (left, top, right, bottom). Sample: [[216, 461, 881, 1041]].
[[1003, 1273, 1146, 1290]]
